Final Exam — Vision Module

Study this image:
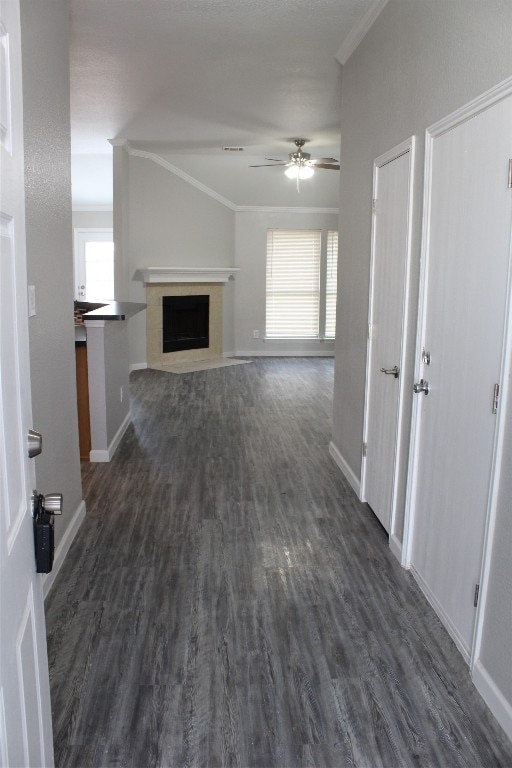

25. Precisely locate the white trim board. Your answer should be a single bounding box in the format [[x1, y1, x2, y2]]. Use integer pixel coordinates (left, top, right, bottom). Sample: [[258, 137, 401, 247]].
[[473, 659, 512, 743], [238, 351, 334, 357], [111, 140, 339, 214], [236, 206, 339, 214], [43, 500, 86, 599], [89, 410, 131, 463], [329, 441, 361, 498], [336, 0, 389, 65]]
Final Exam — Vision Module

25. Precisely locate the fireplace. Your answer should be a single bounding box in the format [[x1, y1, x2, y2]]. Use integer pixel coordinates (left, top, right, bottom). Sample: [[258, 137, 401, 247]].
[[162, 294, 209, 353], [135, 267, 239, 369]]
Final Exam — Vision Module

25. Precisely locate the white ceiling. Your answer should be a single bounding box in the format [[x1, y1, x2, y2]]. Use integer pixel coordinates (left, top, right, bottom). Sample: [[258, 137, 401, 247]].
[[69, 0, 384, 208]]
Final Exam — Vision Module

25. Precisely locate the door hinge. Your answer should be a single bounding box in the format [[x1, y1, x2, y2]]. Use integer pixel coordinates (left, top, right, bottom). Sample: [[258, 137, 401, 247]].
[[372, 198, 377, 213], [474, 583, 480, 608], [492, 383, 500, 415], [362, 442, 367, 458], [508, 159, 512, 189]]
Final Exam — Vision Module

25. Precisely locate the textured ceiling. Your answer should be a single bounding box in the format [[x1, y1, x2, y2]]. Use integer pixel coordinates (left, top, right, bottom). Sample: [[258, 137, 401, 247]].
[[69, 0, 381, 207]]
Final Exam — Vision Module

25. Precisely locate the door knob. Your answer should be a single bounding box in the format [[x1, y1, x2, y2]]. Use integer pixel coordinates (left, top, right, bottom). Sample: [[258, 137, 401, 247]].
[[32, 491, 63, 516], [413, 379, 430, 395], [27, 429, 42, 458], [380, 365, 400, 379]]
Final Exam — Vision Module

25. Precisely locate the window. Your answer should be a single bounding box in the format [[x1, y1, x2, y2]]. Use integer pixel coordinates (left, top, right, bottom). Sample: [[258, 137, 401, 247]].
[[266, 230, 321, 339], [325, 230, 338, 339], [265, 228, 338, 339], [74, 229, 114, 301]]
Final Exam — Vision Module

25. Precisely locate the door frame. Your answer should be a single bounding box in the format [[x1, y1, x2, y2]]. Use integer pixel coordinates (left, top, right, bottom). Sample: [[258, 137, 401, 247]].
[[402, 77, 512, 668], [361, 136, 416, 559]]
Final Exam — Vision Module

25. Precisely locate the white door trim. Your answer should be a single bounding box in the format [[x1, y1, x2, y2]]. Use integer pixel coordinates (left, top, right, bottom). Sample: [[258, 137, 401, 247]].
[[361, 136, 416, 553], [402, 77, 512, 669]]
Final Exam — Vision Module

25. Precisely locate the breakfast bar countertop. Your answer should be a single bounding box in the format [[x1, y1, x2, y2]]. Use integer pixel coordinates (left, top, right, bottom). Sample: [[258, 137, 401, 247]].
[[80, 301, 146, 321]]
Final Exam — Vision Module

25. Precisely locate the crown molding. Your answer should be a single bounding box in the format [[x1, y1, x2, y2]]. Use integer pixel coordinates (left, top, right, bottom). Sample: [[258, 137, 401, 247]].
[[114, 140, 237, 210], [235, 206, 338, 214], [112, 140, 338, 214], [336, 0, 389, 65]]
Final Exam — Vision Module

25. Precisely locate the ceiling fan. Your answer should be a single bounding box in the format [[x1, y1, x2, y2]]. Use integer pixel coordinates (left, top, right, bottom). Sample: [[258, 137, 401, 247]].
[[250, 139, 340, 184]]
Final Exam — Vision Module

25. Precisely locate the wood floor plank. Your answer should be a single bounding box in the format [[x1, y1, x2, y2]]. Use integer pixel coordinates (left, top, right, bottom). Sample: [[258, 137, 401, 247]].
[[47, 358, 512, 767]]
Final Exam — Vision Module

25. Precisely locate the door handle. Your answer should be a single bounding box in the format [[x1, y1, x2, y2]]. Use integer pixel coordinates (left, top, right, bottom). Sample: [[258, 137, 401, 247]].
[[27, 429, 42, 458], [413, 379, 430, 395], [380, 365, 399, 379]]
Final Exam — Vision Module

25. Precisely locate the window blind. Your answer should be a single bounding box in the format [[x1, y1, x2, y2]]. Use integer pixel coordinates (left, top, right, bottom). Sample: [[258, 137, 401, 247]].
[[266, 229, 321, 338], [325, 230, 338, 339]]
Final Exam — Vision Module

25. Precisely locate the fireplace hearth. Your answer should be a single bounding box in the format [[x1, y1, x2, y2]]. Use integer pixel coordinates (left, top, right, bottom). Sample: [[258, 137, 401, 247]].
[[162, 294, 209, 353]]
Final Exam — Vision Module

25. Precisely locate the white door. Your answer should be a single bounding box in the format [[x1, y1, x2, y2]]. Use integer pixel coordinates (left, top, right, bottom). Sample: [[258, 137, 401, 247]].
[[73, 228, 114, 301], [407, 85, 512, 657], [0, 2, 54, 765], [362, 141, 414, 534]]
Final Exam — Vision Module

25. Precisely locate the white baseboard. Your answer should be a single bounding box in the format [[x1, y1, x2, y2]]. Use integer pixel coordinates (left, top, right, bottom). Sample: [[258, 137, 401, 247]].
[[90, 411, 131, 463], [389, 533, 402, 563], [235, 350, 335, 358], [473, 658, 512, 742], [329, 441, 361, 497], [130, 362, 147, 372], [410, 565, 471, 664], [43, 499, 86, 599]]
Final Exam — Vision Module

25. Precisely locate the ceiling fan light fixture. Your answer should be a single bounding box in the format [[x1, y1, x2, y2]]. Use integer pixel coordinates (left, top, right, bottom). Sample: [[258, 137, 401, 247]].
[[285, 165, 299, 179], [284, 164, 314, 180], [298, 165, 314, 179]]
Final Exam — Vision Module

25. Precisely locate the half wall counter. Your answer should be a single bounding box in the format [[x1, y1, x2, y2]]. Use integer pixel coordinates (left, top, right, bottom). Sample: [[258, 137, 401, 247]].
[[75, 301, 146, 462]]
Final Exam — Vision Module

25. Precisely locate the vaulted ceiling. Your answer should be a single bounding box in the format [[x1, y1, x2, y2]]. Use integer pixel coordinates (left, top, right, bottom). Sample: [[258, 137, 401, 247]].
[[69, 0, 386, 208]]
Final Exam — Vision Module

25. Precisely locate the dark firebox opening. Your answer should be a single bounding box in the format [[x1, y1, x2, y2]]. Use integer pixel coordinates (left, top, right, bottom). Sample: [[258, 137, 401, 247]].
[[162, 295, 209, 353]]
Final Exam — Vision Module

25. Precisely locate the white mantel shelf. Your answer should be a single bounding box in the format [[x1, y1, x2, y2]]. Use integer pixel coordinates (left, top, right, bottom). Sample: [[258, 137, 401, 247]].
[[134, 267, 239, 284]]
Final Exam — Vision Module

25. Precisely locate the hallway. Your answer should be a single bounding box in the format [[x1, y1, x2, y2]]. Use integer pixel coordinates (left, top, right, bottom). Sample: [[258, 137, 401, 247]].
[[45, 358, 512, 767]]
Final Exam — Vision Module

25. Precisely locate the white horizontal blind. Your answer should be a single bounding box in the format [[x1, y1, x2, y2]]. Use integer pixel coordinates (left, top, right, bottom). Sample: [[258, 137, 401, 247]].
[[266, 229, 321, 338], [325, 230, 338, 339]]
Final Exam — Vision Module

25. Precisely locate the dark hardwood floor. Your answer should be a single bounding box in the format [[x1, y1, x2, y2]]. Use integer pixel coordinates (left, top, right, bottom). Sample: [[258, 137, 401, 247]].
[[45, 358, 512, 768]]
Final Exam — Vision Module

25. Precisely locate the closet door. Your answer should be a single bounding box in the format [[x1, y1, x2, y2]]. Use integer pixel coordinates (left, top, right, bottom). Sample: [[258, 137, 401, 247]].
[[362, 140, 414, 538], [406, 85, 512, 657]]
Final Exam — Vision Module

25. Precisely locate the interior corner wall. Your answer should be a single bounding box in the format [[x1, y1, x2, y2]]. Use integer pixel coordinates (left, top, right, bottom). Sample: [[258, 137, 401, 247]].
[[124, 154, 236, 367], [20, 0, 83, 552], [234, 210, 338, 356], [113, 144, 130, 302], [332, 0, 512, 733]]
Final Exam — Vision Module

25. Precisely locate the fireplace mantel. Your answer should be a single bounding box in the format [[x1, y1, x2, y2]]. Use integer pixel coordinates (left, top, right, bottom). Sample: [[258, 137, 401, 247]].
[[134, 267, 239, 284]]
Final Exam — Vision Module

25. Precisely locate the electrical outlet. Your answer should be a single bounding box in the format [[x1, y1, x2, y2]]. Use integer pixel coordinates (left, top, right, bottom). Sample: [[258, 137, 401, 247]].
[[253, 329, 260, 339], [120, 386, 123, 403]]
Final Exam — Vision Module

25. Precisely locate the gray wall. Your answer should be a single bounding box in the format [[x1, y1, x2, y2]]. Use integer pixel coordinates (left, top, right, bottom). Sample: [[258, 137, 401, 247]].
[[21, 0, 83, 552], [333, 0, 512, 727], [120, 151, 236, 367], [234, 210, 338, 356]]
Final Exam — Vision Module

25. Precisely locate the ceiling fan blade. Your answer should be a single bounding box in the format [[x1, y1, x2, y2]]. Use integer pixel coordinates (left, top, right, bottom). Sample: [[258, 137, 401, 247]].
[[310, 157, 339, 165], [249, 163, 288, 167], [264, 158, 286, 162], [311, 163, 340, 170]]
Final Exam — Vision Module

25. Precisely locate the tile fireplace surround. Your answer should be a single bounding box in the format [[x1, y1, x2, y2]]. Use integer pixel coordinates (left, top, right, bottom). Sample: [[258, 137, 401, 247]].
[[135, 268, 239, 369]]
